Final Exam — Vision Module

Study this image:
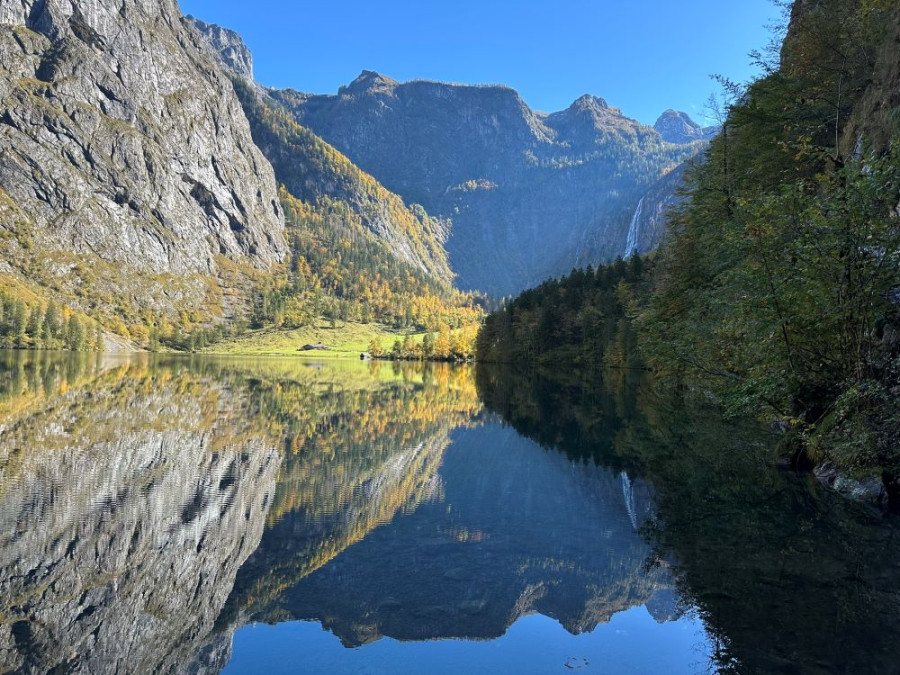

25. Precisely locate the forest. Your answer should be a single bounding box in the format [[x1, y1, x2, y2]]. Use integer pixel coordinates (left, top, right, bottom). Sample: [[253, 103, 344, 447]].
[[0, 289, 102, 352], [476, 255, 651, 368], [249, 190, 483, 335]]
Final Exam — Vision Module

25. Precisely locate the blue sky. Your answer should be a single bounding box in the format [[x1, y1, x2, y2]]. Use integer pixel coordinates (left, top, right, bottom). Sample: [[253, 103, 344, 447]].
[[178, 0, 782, 126]]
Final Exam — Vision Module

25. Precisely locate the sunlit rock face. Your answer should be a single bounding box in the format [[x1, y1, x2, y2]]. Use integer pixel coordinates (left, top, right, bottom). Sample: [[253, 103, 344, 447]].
[[186, 20, 455, 286], [653, 110, 717, 144], [267, 73, 707, 296], [0, 0, 285, 315], [185, 15, 254, 80], [233, 423, 674, 647], [0, 370, 280, 674]]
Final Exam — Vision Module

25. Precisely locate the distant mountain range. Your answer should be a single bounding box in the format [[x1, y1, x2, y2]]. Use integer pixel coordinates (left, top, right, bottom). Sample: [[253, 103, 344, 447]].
[[269, 71, 710, 295]]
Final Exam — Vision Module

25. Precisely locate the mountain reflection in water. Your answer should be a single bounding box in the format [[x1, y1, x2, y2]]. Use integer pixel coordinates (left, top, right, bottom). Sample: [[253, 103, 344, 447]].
[[0, 352, 896, 674]]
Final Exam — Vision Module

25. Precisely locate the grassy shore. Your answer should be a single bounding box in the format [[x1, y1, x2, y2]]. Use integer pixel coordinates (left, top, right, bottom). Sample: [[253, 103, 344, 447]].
[[201, 321, 424, 358]]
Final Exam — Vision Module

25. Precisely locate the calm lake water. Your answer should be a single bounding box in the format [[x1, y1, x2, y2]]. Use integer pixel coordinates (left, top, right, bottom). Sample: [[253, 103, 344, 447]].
[[0, 351, 898, 674]]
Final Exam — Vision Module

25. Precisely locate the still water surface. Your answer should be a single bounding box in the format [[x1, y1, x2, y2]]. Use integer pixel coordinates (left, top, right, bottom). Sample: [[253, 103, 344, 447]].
[[0, 352, 897, 674]]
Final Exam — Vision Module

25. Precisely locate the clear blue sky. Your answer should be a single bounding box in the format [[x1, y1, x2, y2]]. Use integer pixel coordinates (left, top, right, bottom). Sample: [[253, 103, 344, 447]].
[[178, 0, 782, 125]]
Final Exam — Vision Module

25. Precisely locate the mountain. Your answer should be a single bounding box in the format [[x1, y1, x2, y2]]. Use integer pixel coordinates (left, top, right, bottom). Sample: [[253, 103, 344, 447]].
[[622, 162, 690, 257], [0, 0, 705, 345], [187, 20, 455, 286], [229, 79, 453, 286], [0, 0, 477, 350], [184, 15, 254, 80], [269, 72, 708, 296], [0, 0, 286, 325], [187, 16, 480, 334], [653, 110, 717, 144]]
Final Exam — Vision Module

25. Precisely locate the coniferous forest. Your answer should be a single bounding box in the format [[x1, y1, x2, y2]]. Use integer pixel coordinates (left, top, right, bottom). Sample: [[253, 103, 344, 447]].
[[476, 255, 651, 368]]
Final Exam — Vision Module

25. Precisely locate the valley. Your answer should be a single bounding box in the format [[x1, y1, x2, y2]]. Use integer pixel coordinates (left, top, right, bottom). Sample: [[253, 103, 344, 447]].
[[1, 1, 899, 672], [0, 0, 710, 355]]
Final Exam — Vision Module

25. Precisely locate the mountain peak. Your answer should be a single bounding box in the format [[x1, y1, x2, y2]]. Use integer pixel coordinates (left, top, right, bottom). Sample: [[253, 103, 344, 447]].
[[656, 109, 700, 127], [654, 110, 716, 144], [344, 70, 398, 95], [570, 94, 610, 111], [185, 15, 254, 80]]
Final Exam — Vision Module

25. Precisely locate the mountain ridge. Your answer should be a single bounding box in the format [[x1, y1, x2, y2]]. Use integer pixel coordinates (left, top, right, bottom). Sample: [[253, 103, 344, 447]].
[[0, 1, 712, 347], [187, 14, 483, 336], [187, 18, 455, 285], [267, 68, 709, 295]]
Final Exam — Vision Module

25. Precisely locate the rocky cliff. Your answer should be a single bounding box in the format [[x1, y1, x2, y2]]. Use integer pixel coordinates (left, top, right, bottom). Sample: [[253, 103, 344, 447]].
[[185, 15, 254, 80], [188, 19, 455, 287], [272, 72, 707, 295], [621, 163, 690, 257], [0, 0, 286, 321]]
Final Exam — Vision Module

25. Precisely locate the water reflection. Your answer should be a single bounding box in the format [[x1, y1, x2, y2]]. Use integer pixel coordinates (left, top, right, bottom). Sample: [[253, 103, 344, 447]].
[[0, 352, 280, 674], [477, 364, 900, 675], [225, 422, 674, 648], [3, 353, 895, 674], [0, 353, 695, 673]]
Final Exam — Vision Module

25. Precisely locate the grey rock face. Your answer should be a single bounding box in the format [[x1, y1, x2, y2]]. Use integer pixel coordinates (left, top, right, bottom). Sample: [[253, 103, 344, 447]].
[[0, 0, 285, 314], [271, 72, 703, 296], [188, 25, 455, 285], [622, 162, 691, 257], [654, 109, 718, 144], [185, 15, 254, 80]]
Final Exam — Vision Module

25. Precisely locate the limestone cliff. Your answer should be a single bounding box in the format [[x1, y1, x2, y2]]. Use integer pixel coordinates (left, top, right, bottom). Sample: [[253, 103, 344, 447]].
[[0, 0, 286, 320], [185, 15, 254, 80], [653, 110, 717, 144], [187, 18, 455, 286], [621, 163, 690, 258]]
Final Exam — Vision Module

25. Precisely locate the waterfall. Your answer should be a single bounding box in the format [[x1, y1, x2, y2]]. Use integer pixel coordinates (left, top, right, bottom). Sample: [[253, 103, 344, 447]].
[[624, 197, 644, 258], [620, 471, 639, 531]]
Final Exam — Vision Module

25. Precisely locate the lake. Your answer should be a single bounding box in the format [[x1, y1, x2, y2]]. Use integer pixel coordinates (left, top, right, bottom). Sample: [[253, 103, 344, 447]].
[[0, 351, 897, 674]]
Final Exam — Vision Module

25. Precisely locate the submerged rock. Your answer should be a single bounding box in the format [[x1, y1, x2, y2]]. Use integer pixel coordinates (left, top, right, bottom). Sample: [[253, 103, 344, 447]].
[[814, 462, 887, 506]]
